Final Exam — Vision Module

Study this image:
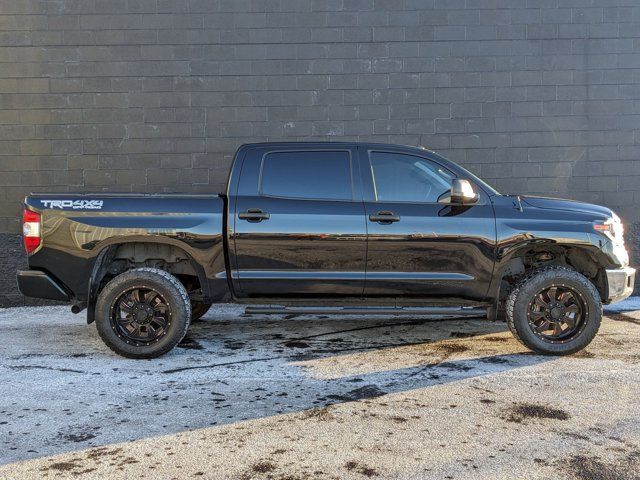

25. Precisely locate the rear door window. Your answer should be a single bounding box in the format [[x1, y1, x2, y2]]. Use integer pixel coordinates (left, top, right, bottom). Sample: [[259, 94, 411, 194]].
[[260, 151, 353, 200]]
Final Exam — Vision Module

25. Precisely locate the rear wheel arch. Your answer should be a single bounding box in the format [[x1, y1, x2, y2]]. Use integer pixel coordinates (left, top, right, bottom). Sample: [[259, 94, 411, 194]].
[[87, 240, 210, 324]]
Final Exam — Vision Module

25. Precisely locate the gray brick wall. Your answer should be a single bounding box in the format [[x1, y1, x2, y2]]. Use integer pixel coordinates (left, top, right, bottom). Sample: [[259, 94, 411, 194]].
[[1, 0, 640, 305]]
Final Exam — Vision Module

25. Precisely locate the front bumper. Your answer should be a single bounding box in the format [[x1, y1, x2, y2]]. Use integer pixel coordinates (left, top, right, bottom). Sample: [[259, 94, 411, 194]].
[[16, 270, 70, 302], [605, 267, 636, 304]]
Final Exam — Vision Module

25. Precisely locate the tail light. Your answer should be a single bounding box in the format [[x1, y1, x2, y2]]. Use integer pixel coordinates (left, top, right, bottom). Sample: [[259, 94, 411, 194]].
[[22, 209, 41, 254]]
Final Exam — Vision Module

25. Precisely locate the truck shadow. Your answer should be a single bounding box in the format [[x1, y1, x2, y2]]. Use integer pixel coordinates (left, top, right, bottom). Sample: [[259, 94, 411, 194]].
[[171, 312, 550, 412]]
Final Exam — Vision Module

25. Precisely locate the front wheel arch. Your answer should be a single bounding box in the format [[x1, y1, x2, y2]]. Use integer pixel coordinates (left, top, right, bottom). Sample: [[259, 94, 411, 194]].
[[490, 243, 611, 314]]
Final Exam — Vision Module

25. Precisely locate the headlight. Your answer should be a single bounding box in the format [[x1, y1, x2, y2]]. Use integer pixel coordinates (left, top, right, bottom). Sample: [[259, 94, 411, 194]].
[[594, 214, 624, 240], [595, 213, 628, 266], [612, 214, 624, 240]]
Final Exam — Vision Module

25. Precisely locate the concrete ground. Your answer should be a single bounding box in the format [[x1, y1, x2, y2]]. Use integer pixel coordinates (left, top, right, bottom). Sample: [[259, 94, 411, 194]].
[[0, 300, 639, 479]]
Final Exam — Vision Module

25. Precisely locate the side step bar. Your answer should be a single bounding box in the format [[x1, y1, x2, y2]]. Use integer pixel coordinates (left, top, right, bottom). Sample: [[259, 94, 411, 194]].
[[244, 306, 487, 316]]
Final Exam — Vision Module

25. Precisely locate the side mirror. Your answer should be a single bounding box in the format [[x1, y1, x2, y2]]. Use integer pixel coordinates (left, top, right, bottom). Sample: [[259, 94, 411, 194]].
[[450, 179, 478, 204]]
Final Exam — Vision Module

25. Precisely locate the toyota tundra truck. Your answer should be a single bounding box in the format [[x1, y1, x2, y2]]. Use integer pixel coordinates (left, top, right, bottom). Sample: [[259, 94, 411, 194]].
[[17, 142, 635, 358]]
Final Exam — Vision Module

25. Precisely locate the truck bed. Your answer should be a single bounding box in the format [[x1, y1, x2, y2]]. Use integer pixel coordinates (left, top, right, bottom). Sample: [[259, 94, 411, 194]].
[[23, 192, 227, 305]]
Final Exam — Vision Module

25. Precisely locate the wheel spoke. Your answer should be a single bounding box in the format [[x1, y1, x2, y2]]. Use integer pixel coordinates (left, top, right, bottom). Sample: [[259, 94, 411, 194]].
[[127, 323, 141, 338], [559, 291, 574, 306], [529, 311, 545, 321], [151, 316, 168, 329], [145, 290, 159, 305], [547, 286, 558, 302], [140, 325, 152, 338], [553, 322, 562, 336], [534, 320, 551, 333], [566, 304, 579, 314], [131, 289, 141, 303], [563, 314, 576, 329], [153, 302, 168, 313], [145, 324, 157, 338], [534, 296, 549, 308], [117, 314, 135, 325], [122, 294, 136, 309], [120, 302, 133, 314]]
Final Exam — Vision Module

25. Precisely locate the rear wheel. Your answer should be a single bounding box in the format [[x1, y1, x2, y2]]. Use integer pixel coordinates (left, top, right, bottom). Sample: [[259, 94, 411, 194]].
[[95, 268, 191, 359], [190, 301, 212, 322], [506, 267, 602, 355]]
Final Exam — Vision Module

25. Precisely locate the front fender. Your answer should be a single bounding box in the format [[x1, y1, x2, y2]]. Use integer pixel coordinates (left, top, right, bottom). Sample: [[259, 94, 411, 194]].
[[486, 197, 612, 301]]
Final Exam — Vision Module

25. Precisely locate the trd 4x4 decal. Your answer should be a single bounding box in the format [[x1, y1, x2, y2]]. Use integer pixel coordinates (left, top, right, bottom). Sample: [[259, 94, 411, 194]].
[[40, 200, 104, 210]]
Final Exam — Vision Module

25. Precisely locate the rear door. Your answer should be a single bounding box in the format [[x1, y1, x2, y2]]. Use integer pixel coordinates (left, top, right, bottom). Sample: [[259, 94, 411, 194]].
[[231, 145, 367, 298], [359, 147, 496, 301]]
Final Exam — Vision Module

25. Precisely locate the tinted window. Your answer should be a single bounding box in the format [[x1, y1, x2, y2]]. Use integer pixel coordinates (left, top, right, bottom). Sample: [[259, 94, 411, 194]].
[[261, 151, 353, 200], [369, 152, 454, 203]]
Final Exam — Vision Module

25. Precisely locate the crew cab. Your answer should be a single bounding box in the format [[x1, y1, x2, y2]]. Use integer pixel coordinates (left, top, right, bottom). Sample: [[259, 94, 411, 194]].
[[17, 142, 635, 358]]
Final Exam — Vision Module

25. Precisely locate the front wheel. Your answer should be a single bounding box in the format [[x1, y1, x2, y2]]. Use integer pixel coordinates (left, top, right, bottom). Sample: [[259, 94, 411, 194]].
[[506, 267, 602, 355], [95, 268, 191, 359]]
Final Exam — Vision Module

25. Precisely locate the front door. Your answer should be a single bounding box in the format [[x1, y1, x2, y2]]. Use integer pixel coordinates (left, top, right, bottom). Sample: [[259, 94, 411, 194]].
[[232, 146, 367, 298], [359, 148, 496, 301]]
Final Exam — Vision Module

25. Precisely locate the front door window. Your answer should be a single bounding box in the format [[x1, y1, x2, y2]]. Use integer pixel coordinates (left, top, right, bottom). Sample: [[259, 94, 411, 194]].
[[369, 152, 454, 204]]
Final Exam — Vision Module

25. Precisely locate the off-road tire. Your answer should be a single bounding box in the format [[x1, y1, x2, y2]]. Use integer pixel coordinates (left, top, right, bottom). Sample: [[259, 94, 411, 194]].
[[190, 301, 212, 322], [506, 266, 602, 355], [95, 268, 191, 359]]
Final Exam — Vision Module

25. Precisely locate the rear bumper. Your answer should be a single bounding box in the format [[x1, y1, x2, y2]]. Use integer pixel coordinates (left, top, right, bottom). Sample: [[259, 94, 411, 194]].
[[16, 270, 70, 302], [605, 267, 636, 304]]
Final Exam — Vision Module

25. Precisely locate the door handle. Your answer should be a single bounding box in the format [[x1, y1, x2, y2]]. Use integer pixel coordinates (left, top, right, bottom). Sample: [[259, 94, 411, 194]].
[[238, 209, 270, 222], [369, 211, 400, 224]]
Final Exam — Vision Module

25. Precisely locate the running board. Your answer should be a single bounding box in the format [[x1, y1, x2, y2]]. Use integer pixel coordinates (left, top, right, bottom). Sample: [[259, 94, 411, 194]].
[[244, 306, 487, 316]]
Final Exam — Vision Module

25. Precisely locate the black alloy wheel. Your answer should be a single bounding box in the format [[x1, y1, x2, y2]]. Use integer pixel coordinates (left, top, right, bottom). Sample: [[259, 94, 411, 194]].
[[110, 287, 172, 346], [95, 268, 191, 358], [506, 266, 602, 355], [527, 285, 586, 343]]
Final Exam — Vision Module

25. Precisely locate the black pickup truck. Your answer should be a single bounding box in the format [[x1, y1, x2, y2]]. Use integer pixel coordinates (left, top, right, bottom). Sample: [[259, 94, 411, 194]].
[[18, 142, 635, 358]]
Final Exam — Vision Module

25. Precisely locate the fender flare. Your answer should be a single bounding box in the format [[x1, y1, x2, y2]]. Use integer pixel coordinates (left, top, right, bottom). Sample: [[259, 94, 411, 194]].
[[85, 238, 210, 324], [486, 238, 606, 304]]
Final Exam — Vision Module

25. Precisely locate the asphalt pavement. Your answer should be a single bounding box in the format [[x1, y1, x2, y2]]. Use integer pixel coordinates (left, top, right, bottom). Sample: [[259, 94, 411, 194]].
[[1, 300, 639, 479]]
